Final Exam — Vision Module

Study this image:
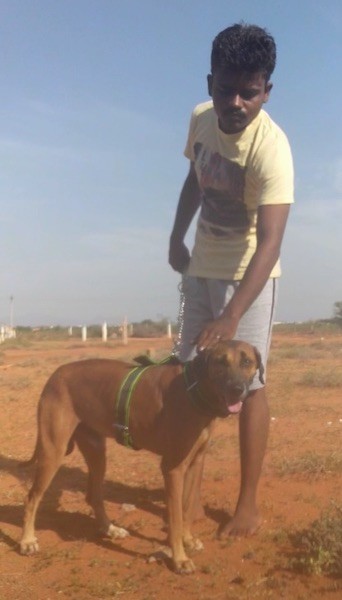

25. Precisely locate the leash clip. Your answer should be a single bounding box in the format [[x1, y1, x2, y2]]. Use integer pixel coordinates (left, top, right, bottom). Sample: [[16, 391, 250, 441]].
[[113, 424, 129, 432], [186, 380, 198, 391]]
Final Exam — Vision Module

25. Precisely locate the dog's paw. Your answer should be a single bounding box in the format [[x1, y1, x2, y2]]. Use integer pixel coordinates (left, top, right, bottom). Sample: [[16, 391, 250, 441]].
[[184, 537, 204, 552], [20, 538, 39, 555], [174, 558, 196, 575], [106, 524, 129, 539]]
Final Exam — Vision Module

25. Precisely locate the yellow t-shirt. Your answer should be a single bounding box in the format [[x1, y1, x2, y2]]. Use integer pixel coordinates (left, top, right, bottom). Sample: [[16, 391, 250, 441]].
[[184, 102, 294, 279]]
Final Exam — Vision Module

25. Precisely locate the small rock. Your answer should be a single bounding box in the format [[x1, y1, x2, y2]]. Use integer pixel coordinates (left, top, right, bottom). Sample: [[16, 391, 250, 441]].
[[121, 503, 136, 512], [230, 575, 244, 585]]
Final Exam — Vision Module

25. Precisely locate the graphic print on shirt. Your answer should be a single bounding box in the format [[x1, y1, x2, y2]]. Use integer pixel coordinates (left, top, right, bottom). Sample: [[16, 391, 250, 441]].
[[194, 143, 249, 235]]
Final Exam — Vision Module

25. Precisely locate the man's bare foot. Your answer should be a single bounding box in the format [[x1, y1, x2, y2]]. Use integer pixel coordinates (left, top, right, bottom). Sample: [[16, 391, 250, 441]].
[[217, 509, 262, 538]]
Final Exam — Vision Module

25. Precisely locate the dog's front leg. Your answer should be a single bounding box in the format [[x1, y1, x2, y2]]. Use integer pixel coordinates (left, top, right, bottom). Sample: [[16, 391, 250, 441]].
[[161, 461, 195, 574], [182, 449, 207, 552], [75, 426, 128, 540]]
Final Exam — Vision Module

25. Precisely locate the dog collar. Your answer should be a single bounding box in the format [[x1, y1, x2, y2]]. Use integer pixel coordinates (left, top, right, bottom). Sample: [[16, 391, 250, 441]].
[[183, 361, 225, 418]]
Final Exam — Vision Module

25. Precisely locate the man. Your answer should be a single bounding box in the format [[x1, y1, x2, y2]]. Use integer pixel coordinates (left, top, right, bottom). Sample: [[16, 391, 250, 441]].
[[169, 23, 294, 537]]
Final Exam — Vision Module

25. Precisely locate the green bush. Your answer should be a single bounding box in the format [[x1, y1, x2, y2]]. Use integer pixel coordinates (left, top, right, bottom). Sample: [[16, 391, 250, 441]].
[[289, 504, 342, 577]]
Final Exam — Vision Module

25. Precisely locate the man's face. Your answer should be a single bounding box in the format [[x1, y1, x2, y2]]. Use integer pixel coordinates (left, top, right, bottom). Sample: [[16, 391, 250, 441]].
[[207, 68, 272, 134]]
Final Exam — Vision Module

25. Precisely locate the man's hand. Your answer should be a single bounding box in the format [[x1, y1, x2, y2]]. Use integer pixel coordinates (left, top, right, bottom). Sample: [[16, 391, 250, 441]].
[[194, 314, 239, 352], [168, 162, 200, 273], [169, 239, 190, 273]]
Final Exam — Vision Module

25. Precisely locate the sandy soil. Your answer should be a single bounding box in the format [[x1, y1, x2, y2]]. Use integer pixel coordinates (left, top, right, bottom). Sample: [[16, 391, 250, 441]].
[[0, 332, 341, 599]]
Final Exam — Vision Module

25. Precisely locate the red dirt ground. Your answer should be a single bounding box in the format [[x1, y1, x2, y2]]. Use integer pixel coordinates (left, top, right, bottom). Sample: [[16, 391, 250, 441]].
[[0, 332, 341, 599]]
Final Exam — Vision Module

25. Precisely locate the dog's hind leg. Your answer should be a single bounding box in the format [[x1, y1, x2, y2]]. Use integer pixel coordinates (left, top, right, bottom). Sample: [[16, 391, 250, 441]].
[[20, 388, 80, 556], [20, 435, 75, 555], [74, 425, 128, 540]]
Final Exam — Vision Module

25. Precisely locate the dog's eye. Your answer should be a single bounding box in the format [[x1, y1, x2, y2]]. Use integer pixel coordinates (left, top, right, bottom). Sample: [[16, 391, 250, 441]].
[[240, 353, 252, 368], [241, 358, 251, 367]]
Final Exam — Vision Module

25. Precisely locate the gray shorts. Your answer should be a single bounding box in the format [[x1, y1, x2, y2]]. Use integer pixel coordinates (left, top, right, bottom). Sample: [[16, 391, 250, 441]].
[[174, 276, 278, 390]]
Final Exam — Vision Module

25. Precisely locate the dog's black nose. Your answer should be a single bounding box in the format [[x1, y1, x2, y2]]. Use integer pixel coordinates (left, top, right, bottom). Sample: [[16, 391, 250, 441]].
[[233, 383, 248, 399]]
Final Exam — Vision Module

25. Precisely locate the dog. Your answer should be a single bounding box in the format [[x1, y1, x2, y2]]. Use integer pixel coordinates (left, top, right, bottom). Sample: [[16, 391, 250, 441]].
[[19, 340, 263, 574]]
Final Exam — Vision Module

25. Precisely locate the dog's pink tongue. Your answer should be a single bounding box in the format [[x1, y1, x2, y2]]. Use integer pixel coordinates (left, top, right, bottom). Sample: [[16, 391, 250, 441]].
[[228, 401, 242, 414]]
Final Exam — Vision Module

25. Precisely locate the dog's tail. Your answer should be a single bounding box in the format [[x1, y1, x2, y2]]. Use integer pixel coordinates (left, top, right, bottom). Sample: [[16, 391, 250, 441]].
[[17, 441, 38, 469], [17, 436, 75, 469]]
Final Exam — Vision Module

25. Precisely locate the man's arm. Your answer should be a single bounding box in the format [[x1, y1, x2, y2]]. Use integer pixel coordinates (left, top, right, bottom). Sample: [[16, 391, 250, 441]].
[[169, 162, 201, 273], [195, 203, 291, 349]]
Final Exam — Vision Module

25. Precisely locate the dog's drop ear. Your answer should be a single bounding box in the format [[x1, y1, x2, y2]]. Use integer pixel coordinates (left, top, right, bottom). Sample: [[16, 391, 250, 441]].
[[194, 348, 209, 371], [253, 346, 265, 384], [134, 355, 154, 366]]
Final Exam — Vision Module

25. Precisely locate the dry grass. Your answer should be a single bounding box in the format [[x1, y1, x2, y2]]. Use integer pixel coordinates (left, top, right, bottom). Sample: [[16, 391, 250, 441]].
[[274, 451, 342, 478], [297, 369, 342, 388], [0, 330, 341, 600]]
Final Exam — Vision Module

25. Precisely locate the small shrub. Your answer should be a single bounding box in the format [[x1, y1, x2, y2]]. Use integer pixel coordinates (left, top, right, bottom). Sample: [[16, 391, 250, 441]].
[[288, 504, 342, 577]]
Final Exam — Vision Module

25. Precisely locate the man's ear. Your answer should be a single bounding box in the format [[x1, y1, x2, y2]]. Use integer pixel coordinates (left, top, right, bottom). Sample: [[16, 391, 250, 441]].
[[263, 81, 273, 104], [207, 74, 213, 97]]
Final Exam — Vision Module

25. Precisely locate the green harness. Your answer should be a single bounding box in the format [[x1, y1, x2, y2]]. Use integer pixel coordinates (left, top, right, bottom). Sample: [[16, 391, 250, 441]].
[[114, 356, 217, 450], [114, 355, 180, 449], [114, 366, 149, 449]]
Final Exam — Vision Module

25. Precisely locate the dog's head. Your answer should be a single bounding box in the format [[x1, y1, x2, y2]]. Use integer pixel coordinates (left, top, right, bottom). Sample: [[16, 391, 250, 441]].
[[193, 340, 264, 417]]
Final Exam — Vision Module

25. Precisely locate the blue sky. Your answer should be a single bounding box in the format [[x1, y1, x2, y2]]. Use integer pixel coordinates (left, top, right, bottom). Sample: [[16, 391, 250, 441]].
[[1, 0, 341, 326]]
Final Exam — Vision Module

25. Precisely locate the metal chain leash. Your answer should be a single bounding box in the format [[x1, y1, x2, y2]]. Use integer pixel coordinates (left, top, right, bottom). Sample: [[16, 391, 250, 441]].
[[171, 275, 187, 358]]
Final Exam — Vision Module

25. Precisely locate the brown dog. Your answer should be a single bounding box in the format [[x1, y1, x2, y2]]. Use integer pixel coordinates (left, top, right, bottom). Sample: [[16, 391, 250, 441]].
[[20, 340, 263, 574]]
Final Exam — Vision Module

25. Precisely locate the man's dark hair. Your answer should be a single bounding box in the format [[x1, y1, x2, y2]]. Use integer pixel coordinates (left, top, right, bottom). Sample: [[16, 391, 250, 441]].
[[211, 23, 276, 81]]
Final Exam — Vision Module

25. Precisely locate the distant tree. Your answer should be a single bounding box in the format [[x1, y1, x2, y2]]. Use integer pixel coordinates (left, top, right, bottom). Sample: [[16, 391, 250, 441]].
[[334, 301, 342, 320], [131, 318, 172, 338]]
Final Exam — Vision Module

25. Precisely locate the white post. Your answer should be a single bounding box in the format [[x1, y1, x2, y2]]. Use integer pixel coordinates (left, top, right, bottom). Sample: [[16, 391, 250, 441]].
[[122, 317, 128, 345], [68, 326, 73, 336], [82, 326, 87, 342], [167, 322, 172, 339], [102, 322, 108, 342]]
